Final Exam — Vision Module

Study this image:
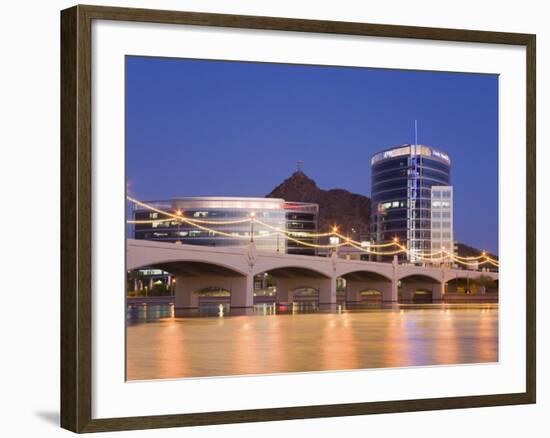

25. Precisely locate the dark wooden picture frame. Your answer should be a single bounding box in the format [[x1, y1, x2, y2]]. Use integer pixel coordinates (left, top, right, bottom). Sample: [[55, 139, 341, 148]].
[[61, 4, 536, 433]]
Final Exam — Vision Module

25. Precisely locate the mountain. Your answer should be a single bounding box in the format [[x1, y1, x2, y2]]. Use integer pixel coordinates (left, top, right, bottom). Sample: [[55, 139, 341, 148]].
[[267, 171, 371, 240], [456, 242, 498, 260], [266, 170, 496, 259]]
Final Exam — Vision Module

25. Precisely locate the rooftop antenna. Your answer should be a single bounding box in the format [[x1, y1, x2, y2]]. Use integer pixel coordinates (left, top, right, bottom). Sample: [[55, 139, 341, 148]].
[[296, 160, 303, 172], [409, 119, 421, 263]]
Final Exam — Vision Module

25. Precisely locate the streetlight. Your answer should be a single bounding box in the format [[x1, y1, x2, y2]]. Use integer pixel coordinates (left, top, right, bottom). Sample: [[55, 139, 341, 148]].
[[175, 209, 182, 244], [330, 226, 339, 257], [392, 237, 400, 264]]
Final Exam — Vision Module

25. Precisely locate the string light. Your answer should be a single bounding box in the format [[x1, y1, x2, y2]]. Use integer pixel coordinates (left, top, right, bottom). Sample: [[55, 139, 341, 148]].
[[332, 231, 402, 248], [283, 234, 351, 249], [443, 250, 499, 267], [127, 218, 174, 224], [415, 250, 499, 267], [128, 196, 279, 239], [126, 196, 498, 264], [347, 241, 408, 256], [127, 197, 404, 255], [449, 252, 493, 261], [127, 196, 252, 225], [255, 218, 345, 239]]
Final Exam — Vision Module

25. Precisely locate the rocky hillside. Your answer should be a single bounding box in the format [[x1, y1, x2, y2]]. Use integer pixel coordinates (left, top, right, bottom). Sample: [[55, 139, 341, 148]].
[[267, 171, 371, 240], [456, 242, 498, 260]]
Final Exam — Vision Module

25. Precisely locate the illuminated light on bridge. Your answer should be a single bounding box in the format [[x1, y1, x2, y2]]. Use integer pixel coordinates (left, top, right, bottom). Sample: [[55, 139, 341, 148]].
[[126, 196, 499, 268]]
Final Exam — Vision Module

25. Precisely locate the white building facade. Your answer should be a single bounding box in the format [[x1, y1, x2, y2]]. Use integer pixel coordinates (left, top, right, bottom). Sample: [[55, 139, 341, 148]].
[[430, 186, 454, 265]]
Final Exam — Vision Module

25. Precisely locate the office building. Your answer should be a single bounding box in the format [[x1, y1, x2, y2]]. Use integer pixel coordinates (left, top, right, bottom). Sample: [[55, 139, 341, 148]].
[[132, 197, 319, 255], [371, 144, 452, 262]]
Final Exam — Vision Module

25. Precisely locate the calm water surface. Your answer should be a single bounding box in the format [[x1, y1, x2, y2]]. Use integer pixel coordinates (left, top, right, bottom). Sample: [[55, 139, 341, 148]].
[[126, 303, 498, 380]]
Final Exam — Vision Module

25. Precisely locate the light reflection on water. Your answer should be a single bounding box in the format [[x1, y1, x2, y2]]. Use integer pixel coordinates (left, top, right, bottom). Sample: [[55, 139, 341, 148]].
[[126, 302, 498, 380]]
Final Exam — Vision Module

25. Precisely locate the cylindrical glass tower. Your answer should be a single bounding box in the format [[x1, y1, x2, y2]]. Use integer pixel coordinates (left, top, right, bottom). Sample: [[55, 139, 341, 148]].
[[370, 144, 451, 261]]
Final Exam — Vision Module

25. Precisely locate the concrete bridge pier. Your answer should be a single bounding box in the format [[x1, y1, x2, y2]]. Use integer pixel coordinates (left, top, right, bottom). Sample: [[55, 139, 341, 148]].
[[229, 275, 254, 308], [345, 281, 362, 303], [389, 281, 398, 302], [390, 255, 399, 302], [318, 277, 337, 305], [174, 276, 199, 309], [273, 278, 293, 303], [433, 282, 445, 301]]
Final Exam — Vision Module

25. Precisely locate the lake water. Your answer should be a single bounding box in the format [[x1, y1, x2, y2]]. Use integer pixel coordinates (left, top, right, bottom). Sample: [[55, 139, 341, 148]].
[[126, 302, 498, 380]]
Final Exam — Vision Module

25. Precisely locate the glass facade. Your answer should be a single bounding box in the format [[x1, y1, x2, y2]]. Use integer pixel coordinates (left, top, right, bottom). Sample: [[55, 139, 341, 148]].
[[371, 144, 452, 262], [133, 197, 318, 254], [284, 202, 320, 255]]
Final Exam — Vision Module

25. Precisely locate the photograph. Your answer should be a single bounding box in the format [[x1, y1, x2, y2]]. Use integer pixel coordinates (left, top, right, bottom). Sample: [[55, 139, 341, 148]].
[[1, 0, 542, 435], [125, 56, 500, 381]]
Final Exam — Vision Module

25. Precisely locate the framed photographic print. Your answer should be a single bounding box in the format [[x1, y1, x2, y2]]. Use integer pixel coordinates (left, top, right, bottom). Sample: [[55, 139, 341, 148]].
[[60, 4, 536, 433]]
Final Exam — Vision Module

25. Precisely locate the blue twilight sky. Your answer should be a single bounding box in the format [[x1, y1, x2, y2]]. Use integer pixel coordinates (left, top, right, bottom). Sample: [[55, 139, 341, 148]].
[[126, 56, 499, 254]]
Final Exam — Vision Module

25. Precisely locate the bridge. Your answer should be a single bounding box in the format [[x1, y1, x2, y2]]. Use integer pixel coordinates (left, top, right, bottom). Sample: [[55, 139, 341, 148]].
[[127, 239, 498, 308]]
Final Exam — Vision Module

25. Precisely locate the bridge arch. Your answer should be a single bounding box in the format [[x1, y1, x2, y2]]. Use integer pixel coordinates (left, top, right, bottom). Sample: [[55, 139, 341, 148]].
[[398, 274, 443, 303], [446, 273, 498, 296], [338, 269, 393, 303], [339, 269, 392, 282], [127, 240, 250, 276], [132, 260, 252, 310], [127, 259, 248, 300], [128, 259, 249, 277], [337, 265, 393, 282], [252, 261, 332, 279], [254, 265, 333, 305], [398, 271, 441, 284]]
